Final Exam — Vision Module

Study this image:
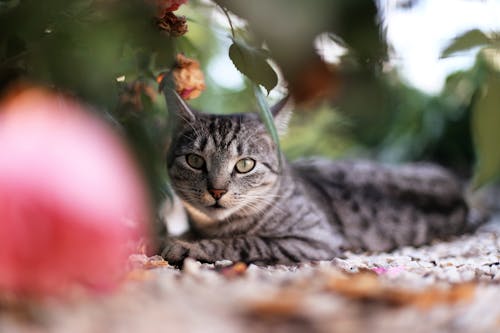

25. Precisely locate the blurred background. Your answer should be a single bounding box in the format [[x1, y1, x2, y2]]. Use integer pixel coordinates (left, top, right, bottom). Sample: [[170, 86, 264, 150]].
[[1, 0, 500, 212]]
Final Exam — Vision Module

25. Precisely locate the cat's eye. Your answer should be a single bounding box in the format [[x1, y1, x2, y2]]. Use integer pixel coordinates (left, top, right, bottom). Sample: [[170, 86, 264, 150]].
[[186, 154, 205, 170], [235, 158, 256, 174]]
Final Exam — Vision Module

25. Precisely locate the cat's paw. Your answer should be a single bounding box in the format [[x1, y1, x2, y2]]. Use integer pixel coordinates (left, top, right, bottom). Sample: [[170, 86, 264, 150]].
[[160, 239, 207, 267], [160, 239, 190, 267]]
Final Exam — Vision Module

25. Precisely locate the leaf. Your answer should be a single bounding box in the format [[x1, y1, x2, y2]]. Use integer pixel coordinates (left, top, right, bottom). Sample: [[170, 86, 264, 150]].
[[216, 262, 247, 279], [326, 271, 476, 309], [253, 83, 282, 168], [245, 291, 302, 319], [471, 73, 500, 188], [441, 29, 490, 58], [229, 40, 278, 93], [0, 0, 20, 12]]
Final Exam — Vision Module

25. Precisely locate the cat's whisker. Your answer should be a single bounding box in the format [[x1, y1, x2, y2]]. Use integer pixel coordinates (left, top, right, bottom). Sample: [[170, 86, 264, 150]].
[[238, 194, 283, 204], [176, 112, 202, 137], [239, 197, 282, 216], [240, 202, 267, 217], [239, 194, 283, 200]]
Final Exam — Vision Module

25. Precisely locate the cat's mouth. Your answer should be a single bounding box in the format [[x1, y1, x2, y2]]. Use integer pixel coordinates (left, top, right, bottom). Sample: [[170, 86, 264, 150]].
[[208, 202, 226, 209]]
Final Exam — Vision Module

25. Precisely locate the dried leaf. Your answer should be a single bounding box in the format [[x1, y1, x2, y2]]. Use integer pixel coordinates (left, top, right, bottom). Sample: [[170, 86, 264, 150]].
[[156, 12, 188, 37], [398, 283, 475, 309], [326, 272, 476, 309], [245, 292, 302, 319], [217, 262, 247, 278], [144, 256, 170, 269], [326, 271, 383, 300]]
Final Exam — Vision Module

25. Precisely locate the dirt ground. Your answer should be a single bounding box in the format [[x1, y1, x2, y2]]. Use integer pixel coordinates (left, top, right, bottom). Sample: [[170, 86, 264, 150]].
[[1, 217, 499, 333]]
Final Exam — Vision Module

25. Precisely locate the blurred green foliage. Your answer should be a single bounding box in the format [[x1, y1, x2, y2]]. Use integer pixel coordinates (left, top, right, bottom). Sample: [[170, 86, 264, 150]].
[[1, 0, 499, 212]]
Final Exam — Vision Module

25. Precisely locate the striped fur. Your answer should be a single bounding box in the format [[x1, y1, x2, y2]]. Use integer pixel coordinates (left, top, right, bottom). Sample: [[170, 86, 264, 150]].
[[161, 101, 471, 266]]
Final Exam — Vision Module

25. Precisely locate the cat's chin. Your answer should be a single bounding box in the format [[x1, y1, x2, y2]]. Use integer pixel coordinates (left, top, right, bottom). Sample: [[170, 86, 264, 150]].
[[208, 202, 225, 209], [181, 200, 237, 226], [205, 204, 237, 220]]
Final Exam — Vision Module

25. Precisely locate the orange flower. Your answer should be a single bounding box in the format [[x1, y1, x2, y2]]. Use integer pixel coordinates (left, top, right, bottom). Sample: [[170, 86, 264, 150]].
[[171, 54, 206, 100], [156, 11, 188, 37]]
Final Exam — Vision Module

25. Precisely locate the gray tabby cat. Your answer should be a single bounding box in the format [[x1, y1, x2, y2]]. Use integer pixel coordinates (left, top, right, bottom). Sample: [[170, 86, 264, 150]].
[[161, 93, 477, 266]]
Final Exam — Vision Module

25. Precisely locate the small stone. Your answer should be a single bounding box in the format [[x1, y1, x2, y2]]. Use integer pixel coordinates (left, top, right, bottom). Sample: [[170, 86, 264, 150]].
[[444, 268, 461, 283], [334, 258, 360, 273], [460, 270, 476, 281], [215, 260, 234, 268], [418, 261, 435, 268], [183, 258, 201, 275]]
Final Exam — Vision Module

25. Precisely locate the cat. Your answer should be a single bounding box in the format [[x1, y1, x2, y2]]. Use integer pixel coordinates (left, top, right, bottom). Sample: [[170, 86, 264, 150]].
[[160, 92, 482, 266]]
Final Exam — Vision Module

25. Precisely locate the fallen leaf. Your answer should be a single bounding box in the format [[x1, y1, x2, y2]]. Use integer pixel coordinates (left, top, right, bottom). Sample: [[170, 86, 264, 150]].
[[326, 271, 383, 300], [245, 292, 303, 319], [217, 262, 248, 279], [144, 256, 170, 269], [326, 272, 476, 309]]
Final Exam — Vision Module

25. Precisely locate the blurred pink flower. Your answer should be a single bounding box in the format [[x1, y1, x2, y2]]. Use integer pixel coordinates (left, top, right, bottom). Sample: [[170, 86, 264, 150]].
[[0, 88, 151, 296]]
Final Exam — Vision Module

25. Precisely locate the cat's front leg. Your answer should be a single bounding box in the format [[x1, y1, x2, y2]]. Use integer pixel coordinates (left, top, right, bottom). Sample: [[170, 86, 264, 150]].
[[160, 238, 194, 266], [161, 236, 338, 266], [161, 237, 258, 266]]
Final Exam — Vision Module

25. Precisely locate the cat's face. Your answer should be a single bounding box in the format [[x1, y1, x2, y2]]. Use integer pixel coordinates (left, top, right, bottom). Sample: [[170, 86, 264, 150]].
[[166, 95, 290, 224], [168, 113, 281, 223]]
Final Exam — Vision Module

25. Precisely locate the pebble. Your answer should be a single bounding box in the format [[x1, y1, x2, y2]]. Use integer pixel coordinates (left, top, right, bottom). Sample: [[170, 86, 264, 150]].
[[331, 219, 500, 285], [460, 270, 476, 281], [183, 258, 201, 275]]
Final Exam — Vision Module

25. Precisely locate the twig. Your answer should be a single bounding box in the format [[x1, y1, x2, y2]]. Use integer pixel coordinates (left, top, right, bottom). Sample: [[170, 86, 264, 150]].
[[217, 4, 235, 39]]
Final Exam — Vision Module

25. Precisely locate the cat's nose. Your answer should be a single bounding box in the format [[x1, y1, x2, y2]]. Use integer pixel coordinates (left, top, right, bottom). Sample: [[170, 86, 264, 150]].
[[208, 188, 227, 200]]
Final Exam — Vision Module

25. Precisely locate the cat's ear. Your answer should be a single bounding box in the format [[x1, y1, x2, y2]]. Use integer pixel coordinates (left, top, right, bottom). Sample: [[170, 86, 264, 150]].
[[167, 90, 197, 124], [271, 95, 294, 136]]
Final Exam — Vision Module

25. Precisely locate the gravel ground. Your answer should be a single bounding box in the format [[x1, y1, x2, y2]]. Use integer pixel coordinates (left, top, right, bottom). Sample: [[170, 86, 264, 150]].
[[1, 216, 499, 333]]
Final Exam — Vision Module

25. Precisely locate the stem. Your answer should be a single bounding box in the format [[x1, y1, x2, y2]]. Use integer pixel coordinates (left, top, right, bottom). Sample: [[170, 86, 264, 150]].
[[218, 4, 235, 39]]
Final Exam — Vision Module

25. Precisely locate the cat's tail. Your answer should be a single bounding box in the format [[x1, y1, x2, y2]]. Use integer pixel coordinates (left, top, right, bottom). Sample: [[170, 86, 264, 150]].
[[464, 182, 500, 231]]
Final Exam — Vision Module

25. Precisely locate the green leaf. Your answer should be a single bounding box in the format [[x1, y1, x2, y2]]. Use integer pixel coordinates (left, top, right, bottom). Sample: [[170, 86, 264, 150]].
[[229, 40, 278, 93], [441, 29, 490, 58], [0, 0, 20, 12], [252, 83, 282, 168], [471, 73, 500, 188]]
